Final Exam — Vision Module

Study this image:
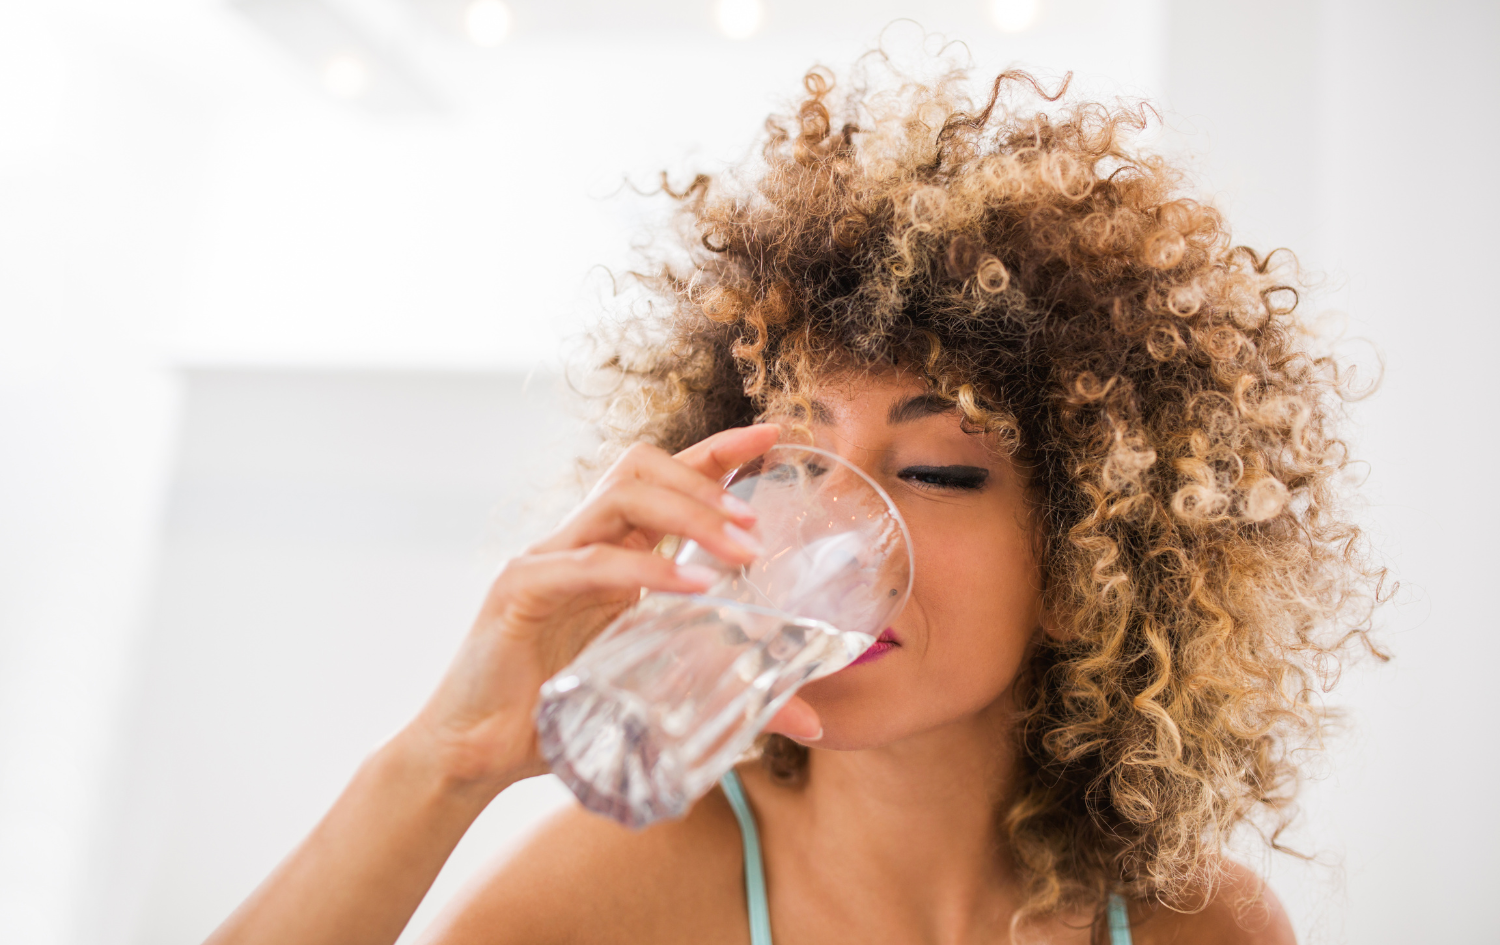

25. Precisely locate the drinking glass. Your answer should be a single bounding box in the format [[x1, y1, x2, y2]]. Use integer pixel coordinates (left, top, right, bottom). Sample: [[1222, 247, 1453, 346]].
[[533, 443, 913, 828]]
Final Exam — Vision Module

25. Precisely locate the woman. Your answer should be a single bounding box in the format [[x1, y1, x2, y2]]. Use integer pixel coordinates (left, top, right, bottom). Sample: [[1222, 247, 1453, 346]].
[[206, 59, 1384, 945]]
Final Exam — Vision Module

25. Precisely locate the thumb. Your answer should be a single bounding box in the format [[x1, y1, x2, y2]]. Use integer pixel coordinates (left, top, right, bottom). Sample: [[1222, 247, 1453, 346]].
[[765, 695, 822, 742]]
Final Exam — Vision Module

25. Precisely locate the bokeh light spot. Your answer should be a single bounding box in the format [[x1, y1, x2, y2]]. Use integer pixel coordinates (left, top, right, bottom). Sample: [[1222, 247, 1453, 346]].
[[714, 0, 764, 40], [321, 54, 369, 98], [464, 0, 512, 48], [989, 0, 1041, 33]]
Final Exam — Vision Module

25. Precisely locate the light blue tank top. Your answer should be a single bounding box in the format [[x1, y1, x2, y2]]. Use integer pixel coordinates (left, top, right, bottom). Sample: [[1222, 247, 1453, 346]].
[[719, 769, 1133, 945]]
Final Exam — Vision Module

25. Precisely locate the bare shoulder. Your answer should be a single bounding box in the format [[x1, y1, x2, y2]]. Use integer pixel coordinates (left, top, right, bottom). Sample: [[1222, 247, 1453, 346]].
[[416, 780, 748, 945], [1131, 862, 1297, 945]]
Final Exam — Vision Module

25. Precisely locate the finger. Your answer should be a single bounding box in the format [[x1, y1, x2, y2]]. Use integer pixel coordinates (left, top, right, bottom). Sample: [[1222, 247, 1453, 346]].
[[672, 423, 781, 482], [488, 545, 720, 620], [611, 442, 760, 525], [547, 481, 764, 564], [764, 695, 822, 742], [533, 441, 762, 556]]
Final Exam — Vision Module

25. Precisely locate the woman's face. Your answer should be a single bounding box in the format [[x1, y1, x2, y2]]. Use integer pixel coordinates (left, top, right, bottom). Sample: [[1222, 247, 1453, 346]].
[[785, 370, 1045, 750]]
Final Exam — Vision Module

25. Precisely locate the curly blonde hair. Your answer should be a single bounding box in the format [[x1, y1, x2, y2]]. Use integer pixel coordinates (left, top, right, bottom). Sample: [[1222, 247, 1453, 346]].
[[589, 54, 1388, 918]]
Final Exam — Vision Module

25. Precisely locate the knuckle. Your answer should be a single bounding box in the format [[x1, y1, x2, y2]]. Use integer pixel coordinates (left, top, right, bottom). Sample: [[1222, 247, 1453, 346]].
[[576, 483, 629, 523], [598, 475, 643, 505], [519, 535, 552, 556], [487, 556, 532, 600], [570, 544, 613, 568], [621, 442, 663, 466], [494, 556, 528, 583]]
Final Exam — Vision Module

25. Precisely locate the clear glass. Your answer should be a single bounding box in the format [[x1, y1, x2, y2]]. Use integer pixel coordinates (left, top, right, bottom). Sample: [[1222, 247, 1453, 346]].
[[534, 444, 913, 828]]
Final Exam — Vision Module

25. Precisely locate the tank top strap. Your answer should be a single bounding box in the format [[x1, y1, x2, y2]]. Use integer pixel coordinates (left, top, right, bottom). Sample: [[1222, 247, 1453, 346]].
[[1107, 892, 1134, 945], [719, 769, 774, 945]]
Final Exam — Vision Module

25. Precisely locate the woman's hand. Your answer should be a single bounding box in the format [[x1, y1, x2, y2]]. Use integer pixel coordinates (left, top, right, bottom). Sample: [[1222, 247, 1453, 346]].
[[397, 422, 823, 797], [204, 424, 820, 945]]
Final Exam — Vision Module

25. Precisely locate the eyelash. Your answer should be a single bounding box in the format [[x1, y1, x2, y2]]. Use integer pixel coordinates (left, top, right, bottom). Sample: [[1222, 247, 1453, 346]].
[[898, 466, 990, 492]]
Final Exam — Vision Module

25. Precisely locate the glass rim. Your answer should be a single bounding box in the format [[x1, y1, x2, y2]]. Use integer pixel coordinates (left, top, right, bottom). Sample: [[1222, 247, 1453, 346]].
[[723, 441, 916, 618]]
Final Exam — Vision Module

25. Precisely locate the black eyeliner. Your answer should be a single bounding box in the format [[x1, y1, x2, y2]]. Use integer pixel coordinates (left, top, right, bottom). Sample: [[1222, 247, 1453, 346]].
[[898, 465, 991, 489]]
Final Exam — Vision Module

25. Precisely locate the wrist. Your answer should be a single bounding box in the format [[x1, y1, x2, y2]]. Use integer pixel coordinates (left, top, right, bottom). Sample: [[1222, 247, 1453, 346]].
[[381, 715, 540, 809]]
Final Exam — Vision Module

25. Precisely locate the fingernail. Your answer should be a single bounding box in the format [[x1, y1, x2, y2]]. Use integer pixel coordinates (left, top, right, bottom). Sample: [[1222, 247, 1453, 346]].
[[676, 564, 720, 588], [804, 726, 823, 742], [723, 523, 765, 558], [721, 492, 757, 520]]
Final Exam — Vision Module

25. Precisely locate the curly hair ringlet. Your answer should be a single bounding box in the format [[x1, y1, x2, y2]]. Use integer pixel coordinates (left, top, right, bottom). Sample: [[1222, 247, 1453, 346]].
[[583, 50, 1392, 924]]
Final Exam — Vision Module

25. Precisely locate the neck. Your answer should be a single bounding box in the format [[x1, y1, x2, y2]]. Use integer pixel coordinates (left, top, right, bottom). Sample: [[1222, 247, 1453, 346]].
[[787, 695, 1026, 940]]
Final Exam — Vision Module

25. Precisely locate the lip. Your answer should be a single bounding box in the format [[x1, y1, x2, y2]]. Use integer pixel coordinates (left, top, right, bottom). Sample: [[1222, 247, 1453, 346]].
[[847, 627, 900, 667]]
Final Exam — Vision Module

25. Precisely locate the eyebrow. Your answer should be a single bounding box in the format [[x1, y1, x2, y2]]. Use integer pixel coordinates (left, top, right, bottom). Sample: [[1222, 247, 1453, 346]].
[[806, 393, 958, 426], [885, 393, 958, 425], [807, 399, 836, 424]]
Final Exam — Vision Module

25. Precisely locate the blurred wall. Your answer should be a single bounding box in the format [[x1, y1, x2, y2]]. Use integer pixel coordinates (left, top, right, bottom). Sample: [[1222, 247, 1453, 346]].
[[0, 6, 207, 940], [80, 369, 585, 945], [1168, 3, 1500, 942], [0, 1, 1495, 943]]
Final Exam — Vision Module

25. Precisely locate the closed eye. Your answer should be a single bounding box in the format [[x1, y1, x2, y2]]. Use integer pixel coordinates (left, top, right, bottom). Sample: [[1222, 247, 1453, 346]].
[[898, 465, 990, 491]]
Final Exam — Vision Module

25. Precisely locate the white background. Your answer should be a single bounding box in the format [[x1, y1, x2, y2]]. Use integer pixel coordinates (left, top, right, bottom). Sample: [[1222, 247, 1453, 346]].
[[0, 1, 1494, 942]]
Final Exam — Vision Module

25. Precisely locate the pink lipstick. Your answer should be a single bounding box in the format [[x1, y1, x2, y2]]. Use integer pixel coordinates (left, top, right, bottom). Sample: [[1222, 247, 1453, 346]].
[[848, 627, 900, 667]]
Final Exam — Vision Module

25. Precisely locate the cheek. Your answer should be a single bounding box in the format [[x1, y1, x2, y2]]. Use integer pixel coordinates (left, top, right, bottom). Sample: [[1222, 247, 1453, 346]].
[[797, 517, 1044, 749], [908, 531, 1040, 687]]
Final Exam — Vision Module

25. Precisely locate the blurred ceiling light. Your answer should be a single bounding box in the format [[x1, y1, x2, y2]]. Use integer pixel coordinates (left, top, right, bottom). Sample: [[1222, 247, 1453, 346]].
[[322, 53, 369, 98], [463, 0, 511, 47], [714, 0, 764, 40], [989, 0, 1041, 32]]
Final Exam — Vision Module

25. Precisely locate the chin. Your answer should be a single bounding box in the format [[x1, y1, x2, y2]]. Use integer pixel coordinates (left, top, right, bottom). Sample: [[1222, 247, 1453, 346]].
[[793, 658, 1019, 751], [792, 668, 924, 751]]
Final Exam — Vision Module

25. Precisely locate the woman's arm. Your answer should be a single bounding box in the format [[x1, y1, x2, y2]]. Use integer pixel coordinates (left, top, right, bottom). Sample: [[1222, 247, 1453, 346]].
[[203, 423, 820, 945]]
